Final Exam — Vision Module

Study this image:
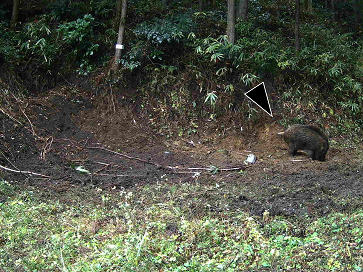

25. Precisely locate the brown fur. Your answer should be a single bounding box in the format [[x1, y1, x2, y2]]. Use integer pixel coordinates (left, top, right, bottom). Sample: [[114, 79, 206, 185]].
[[280, 124, 329, 161]]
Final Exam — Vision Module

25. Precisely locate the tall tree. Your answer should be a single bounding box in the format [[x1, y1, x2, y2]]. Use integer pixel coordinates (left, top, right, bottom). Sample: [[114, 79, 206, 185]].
[[227, 0, 236, 43], [295, 0, 301, 51], [111, 0, 127, 71], [114, 0, 123, 30], [10, 0, 20, 31], [237, 0, 249, 20]]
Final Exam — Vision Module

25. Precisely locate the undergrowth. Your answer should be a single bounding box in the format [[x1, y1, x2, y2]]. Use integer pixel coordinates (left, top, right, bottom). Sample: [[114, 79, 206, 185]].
[[1, 180, 363, 271]]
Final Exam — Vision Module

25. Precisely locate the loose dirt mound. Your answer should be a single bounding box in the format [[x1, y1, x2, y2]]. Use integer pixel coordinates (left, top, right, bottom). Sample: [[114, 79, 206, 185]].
[[1, 87, 362, 220]]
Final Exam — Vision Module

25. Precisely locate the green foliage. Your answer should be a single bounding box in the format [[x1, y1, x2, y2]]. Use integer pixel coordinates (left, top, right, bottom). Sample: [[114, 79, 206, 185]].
[[47, 0, 70, 19], [47, 0, 115, 21], [0, 5, 7, 21], [205, 92, 218, 108], [58, 14, 99, 75], [134, 14, 194, 44], [20, 17, 60, 68], [192, 8, 363, 119], [0, 12, 100, 90], [0, 23, 18, 64], [1, 0, 363, 126], [0, 16, 60, 69], [2, 181, 363, 271], [121, 14, 195, 70], [129, 0, 167, 17], [0, 180, 17, 200]]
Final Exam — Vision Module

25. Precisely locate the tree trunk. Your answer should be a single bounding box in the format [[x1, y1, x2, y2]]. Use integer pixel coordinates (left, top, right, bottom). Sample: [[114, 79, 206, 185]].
[[114, 0, 122, 30], [295, 0, 301, 51], [237, 0, 249, 20], [111, 0, 127, 71], [10, 0, 20, 31], [227, 0, 236, 44]]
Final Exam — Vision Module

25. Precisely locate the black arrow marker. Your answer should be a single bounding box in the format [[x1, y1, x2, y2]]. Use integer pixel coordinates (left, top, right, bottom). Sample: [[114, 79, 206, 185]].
[[244, 82, 273, 117]]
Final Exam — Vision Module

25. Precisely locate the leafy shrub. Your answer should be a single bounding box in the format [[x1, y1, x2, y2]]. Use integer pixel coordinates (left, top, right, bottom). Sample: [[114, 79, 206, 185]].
[[193, 11, 363, 119], [0, 13, 100, 91], [47, 0, 114, 22], [0, 22, 19, 64], [20, 17, 61, 68], [121, 13, 195, 70], [0, 5, 7, 21], [0, 15, 62, 90], [58, 14, 99, 75]]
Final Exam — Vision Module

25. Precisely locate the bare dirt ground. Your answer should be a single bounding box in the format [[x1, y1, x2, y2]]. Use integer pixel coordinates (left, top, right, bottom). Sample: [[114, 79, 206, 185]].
[[1, 86, 363, 221]]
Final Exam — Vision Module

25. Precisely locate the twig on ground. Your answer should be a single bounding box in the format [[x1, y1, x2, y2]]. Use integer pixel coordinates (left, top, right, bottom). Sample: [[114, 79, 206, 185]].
[[0, 150, 18, 170], [57, 138, 78, 144], [93, 161, 111, 166], [41, 136, 53, 160], [92, 161, 125, 170], [94, 163, 110, 174], [0, 107, 23, 125], [94, 173, 146, 178], [87, 146, 165, 168], [80, 137, 89, 150], [21, 107, 39, 139], [0, 165, 51, 178], [87, 146, 245, 173], [187, 167, 244, 172]]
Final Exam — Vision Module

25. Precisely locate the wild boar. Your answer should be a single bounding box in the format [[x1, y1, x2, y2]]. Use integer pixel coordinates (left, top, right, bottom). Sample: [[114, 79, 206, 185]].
[[278, 124, 329, 161]]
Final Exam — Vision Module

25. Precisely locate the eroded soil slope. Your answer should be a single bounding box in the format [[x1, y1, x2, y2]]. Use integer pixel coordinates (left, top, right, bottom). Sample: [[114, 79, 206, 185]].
[[1, 87, 362, 220]]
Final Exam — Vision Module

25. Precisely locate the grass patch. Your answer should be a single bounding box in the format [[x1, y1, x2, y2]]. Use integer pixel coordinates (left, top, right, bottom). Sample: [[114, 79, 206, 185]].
[[1, 179, 363, 271]]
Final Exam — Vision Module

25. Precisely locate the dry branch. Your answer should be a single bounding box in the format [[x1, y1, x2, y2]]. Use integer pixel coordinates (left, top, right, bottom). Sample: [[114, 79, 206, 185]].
[[94, 173, 146, 178], [87, 146, 245, 173], [0, 165, 51, 178], [41, 136, 53, 160], [87, 146, 166, 168], [0, 107, 22, 125], [21, 107, 39, 138]]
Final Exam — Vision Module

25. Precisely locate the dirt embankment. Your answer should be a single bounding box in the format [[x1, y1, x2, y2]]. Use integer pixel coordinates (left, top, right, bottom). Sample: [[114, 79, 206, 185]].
[[1, 87, 362, 220]]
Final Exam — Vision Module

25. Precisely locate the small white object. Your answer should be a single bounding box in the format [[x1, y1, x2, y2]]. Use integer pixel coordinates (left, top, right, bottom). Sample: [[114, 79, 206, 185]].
[[115, 44, 124, 49], [244, 154, 256, 164]]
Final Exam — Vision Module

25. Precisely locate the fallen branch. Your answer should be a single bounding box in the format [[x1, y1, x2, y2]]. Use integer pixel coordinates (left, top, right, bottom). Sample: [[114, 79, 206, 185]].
[[21, 107, 39, 138], [0, 107, 22, 125], [87, 146, 166, 168], [87, 146, 245, 173], [94, 163, 110, 174], [94, 173, 146, 178], [80, 137, 90, 150], [187, 167, 244, 172], [41, 136, 53, 161], [0, 165, 51, 178]]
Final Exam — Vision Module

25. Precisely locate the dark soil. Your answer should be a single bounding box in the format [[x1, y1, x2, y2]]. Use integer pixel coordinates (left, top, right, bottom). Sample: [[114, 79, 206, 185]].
[[1, 86, 363, 221]]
